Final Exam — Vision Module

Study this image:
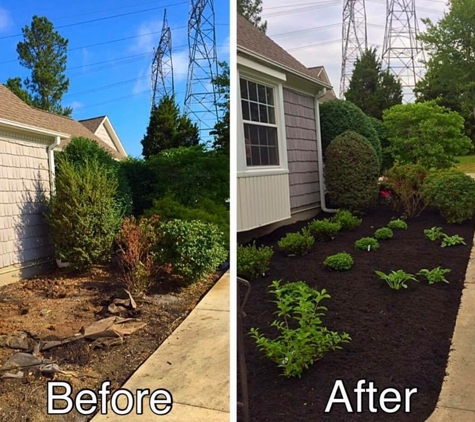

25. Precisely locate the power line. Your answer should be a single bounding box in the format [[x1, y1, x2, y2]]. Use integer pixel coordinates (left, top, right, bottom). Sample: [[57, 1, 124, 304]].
[[270, 23, 341, 38], [264, 1, 341, 18], [287, 39, 342, 51]]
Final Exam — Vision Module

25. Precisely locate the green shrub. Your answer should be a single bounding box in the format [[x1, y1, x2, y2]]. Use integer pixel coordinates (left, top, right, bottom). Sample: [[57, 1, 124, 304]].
[[385, 164, 429, 218], [441, 234, 466, 247], [323, 252, 354, 271], [370, 117, 393, 171], [424, 227, 444, 241], [278, 229, 314, 256], [44, 157, 122, 270], [387, 219, 408, 230], [320, 99, 382, 165], [374, 227, 393, 240], [325, 131, 380, 212], [237, 242, 273, 280], [307, 219, 341, 241], [375, 270, 418, 290], [417, 267, 451, 285], [331, 209, 362, 230], [422, 169, 475, 223], [249, 280, 351, 378], [355, 237, 380, 251], [156, 219, 227, 283]]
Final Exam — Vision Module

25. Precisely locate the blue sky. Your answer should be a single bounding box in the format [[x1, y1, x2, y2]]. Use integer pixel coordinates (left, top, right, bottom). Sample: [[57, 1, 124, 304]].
[[0, 0, 230, 157]]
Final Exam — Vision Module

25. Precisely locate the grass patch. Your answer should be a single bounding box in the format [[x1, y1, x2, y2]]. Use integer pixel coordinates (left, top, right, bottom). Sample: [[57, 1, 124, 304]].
[[456, 155, 475, 173]]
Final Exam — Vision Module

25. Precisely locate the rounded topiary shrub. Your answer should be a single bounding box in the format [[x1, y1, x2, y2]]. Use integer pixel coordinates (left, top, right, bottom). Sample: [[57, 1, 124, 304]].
[[422, 169, 475, 224], [320, 99, 382, 165], [325, 131, 380, 212]]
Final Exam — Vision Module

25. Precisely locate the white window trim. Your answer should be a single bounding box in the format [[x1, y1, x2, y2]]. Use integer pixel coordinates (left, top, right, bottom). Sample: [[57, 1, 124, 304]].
[[237, 65, 288, 177]]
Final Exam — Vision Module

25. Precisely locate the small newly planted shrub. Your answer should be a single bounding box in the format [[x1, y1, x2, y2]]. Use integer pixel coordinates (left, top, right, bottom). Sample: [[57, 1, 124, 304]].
[[422, 169, 475, 224], [387, 219, 408, 230], [324, 253, 354, 271], [417, 267, 451, 285], [307, 219, 341, 241], [249, 280, 351, 378], [424, 227, 444, 241], [375, 270, 418, 290], [278, 229, 314, 256], [331, 209, 362, 231], [237, 242, 273, 280], [116, 215, 161, 293], [441, 234, 466, 248], [374, 227, 393, 240], [355, 237, 380, 251], [156, 220, 227, 283]]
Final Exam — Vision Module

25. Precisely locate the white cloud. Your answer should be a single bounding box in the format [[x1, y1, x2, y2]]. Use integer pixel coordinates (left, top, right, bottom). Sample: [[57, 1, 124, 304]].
[[70, 101, 83, 110], [0, 7, 12, 32]]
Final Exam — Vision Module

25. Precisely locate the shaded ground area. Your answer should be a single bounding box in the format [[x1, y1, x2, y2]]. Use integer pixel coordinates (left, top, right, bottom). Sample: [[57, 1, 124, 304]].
[[0, 267, 223, 421], [240, 204, 475, 422], [456, 154, 475, 172]]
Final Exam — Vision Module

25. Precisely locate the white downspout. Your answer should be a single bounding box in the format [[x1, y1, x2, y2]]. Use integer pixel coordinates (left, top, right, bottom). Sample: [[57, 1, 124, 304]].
[[48, 136, 61, 194], [315, 89, 337, 213]]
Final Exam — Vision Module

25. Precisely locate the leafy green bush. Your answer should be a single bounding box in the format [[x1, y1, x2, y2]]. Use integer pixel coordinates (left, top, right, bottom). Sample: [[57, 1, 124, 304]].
[[237, 242, 273, 280], [320, 99, 382, 165], [370, 117, 393, 171], [375, 270, 418, 290], [387, 219, 408, 230], [355, 237, 380, 251], [44, 157, 122, 270], [325, 131, 380, 212], [441, 234, 466, 247], [385, 164, 429, 218], [374, 227, 393, 240], [278, 229, 314, 256], [249, 280, 351, 378], [424, 227, 444, 241], [331, 209, 362, 230], [323, 252, 354, 271], [417, 267, 451, 285], [422, 169, 475, 223], [156, 219, 227, 283], [307, 219, 341, 241]]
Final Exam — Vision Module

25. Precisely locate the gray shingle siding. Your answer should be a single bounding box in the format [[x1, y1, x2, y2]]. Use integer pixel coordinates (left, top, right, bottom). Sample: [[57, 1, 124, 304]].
[[283, 89, 320, 212]]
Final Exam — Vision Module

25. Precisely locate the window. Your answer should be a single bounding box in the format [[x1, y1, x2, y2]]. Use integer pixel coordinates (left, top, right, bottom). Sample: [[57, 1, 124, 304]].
[[240, 78, 279, 166]]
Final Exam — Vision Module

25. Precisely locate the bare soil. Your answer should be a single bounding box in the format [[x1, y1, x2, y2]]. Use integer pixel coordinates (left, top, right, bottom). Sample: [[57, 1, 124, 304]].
[[0, 266, 224, 422]]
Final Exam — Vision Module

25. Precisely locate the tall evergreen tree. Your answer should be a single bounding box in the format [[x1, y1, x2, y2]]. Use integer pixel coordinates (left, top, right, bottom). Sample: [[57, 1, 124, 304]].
[[6, 15, 71, 116], [345, 48, 403, 119], [141, 96, 199, 159], [238, 0, 267, 33], [210, 62, 229, 155]]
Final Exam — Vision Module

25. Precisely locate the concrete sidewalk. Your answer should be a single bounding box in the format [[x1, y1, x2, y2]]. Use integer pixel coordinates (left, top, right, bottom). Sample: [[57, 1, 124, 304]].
[[92, 272, 230, 421], [427, 231, 475, 421]]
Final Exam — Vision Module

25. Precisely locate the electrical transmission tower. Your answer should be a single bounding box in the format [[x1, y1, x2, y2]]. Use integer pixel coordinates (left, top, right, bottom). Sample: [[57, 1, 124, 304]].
[[151, 9, 174, 108], [340, 0, 368, 98], [382, 0, 425, 102], [184, 0, 219, 134]]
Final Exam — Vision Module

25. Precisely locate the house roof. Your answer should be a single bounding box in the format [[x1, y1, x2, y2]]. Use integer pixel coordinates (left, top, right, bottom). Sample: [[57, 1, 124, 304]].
[[237, 14, 332, 89], [0, 84, 125, 159], [308, 66, 337, 102], [79, 115, 106, 133]]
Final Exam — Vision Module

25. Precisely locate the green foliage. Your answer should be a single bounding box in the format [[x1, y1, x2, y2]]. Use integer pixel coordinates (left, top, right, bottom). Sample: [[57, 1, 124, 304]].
[[374, 227, 393, 240], [417, 267, 451, 285], [331, 209, 362, 231], [44, 156, 122, 270], [355, 237, 380, 251], [370, 117, 394, 171], [422, 169, 475, 223], [141, 95, 199, 158], [385, 164, 429, 218], [249, 280, 351, 378], [210, 62, 229, 155], [325, 131, 380, 212], [383, 101, 472, 169], [6, 15, 71, 116], [387, 219, 408, 230], [156, 220, 227, 284], [237, 242, 273, 280], [278, 229, 314, 256], [323, 252, 354, 271], [307, 219, 341, 241], [345, 48, 403, 120], [375, 270, 418, 290], [238, 0, 267, 32], [441, 234, 466, 248], [424, 227, 444, 241], [320, 99, 382, 165]]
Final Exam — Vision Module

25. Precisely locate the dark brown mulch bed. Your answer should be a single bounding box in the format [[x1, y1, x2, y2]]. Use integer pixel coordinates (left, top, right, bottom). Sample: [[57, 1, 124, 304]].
[[239, 204, 475, 422]]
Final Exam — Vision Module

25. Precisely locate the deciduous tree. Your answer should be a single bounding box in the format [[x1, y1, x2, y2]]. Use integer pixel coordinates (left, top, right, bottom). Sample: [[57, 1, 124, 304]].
[[238, 0, 267, 33]]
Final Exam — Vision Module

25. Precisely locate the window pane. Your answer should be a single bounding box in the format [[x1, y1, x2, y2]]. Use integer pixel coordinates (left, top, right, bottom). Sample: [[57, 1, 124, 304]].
[[250, 102, 259, 122], [266, 86, 274, 105], [241, 100, 250, 120], [260, 147, 270, 165], [258, 126, 269, 145], [251, 145, 260, 166], [244, 124, 279, 166], [248, 81, 258, 101], [258, 84, 266, 103], [249, 123, 259, 144], [268, 106, 276, 124], [259, 104, 268, 123], [269, 146, 279, 165], [240, 78, 248, 99], [267, 126, 278, 147]]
